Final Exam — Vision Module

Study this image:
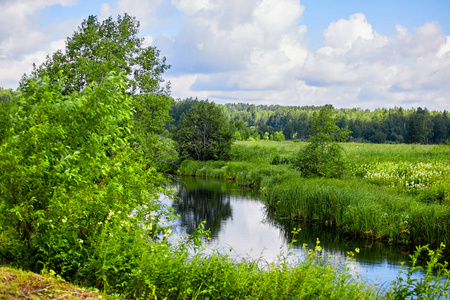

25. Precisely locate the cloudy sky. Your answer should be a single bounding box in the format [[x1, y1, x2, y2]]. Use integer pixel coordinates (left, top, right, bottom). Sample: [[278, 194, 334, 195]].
[[1, 0, 450, 110]]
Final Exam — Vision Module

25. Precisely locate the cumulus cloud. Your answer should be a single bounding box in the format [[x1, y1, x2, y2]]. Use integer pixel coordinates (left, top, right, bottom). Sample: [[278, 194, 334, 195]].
[[323, 13, 375, 50], [0, 0, 78, 88], [161, 2, 450, 110], [165, 0, 307, 92]]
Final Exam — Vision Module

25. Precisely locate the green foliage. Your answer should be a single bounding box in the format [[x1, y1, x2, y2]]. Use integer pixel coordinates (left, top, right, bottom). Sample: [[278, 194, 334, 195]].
[[407, 108, 431, 144], [0, 73, 171, 281], [174, 102, 450, 144], [175, 100, 233, 161], [273, 131, 285, 141], [24, 14, 173, 166], [387, 243, 450, 299], [26, 14, 169, 95], [0, 87, 14, 143], [294, 105, 350, 178]]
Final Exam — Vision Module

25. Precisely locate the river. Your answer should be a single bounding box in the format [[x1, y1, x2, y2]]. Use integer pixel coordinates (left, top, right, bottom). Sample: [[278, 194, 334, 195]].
[[162, 176, 427, 288]]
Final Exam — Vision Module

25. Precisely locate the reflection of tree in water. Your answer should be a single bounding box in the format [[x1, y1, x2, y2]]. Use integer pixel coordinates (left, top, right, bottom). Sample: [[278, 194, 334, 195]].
[[173, 181, 232, 236], [263, 208, 420, 265]]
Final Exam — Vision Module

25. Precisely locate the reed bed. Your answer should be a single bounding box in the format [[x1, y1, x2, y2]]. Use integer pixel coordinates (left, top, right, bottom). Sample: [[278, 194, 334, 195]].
[[263, 177, 450, 245]]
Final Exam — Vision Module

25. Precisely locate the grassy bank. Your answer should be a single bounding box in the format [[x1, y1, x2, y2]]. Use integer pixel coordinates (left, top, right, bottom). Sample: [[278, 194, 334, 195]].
[[2, 243, 449, 299], [178, 141, 450, 246], [1, 246, 379, 299]]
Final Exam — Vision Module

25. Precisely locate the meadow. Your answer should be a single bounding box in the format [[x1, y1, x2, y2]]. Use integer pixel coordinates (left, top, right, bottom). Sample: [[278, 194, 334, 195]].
[[178, 141, 450, 246]]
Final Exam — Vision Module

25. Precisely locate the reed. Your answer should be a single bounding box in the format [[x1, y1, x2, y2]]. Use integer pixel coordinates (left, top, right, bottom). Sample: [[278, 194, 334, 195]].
[[263, 176, 450, 245]]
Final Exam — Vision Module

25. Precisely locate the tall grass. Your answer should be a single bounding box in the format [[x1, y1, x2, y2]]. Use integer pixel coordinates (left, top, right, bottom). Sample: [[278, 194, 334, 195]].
[[263, 177, 450, 245]]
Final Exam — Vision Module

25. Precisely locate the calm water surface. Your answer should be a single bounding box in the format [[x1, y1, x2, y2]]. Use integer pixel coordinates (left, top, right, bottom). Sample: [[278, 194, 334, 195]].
[[163, 176, 426, 287]]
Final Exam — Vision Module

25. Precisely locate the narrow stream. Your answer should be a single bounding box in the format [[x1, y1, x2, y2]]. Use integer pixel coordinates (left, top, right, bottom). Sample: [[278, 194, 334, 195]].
[[164, 176, 427, 288]]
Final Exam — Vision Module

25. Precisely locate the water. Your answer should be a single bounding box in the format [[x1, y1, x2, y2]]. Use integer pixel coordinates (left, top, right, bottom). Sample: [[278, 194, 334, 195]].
[[164, 176, 427, 288]]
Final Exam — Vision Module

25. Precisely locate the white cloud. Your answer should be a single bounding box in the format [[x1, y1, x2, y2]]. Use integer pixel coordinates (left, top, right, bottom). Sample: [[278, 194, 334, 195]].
[[114, 0, 162, 29], [0, 39, 66, 88], [164, 0, 307, 91], [0, 0, 75, 55], [172, 0, 213, 15], [437, 36, 450, 58], [164, 3, 450, 110], [323, 13, 374, 50], [0, 0, 78, 88]]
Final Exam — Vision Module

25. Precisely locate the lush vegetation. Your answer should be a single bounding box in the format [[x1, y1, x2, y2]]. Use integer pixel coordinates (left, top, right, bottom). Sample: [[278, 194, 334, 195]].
[[179, 141, 450, 246], [24, 14, 173, 168], [0, 74, 382, 299], [168, 98, 450, 144]]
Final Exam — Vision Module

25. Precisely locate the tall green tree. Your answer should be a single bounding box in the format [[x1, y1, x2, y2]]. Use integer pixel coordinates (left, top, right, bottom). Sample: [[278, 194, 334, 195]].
[[294, 105, 350, 178], [24, 14, 172, 166], [175, 101, 233, 161], [407, 107, 430, 144], [0, 73, 170, 276]]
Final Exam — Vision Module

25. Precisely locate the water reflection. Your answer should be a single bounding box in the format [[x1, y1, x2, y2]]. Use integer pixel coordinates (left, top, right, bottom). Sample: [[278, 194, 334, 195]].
[[173, 178, 233, 236], [168, 176, 428, 286]]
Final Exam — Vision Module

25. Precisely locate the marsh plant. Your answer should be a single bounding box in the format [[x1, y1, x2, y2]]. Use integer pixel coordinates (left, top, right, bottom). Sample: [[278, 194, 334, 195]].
[[388, 243, 450, 299], [353, 161, 450, 204]]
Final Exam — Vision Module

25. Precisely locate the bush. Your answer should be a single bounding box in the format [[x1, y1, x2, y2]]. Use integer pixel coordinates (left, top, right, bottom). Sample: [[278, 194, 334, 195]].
[[293, 105, 350, 178]]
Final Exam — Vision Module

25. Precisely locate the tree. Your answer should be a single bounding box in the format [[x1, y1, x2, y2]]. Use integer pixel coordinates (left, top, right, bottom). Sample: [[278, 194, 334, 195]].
[[407, 108, 430, 144], [0, 73, 170, 276], [23, 14, 172, 166], [273, 131, 285, 141], [175, 101, 233, 161], [294, 105, 350, 178]]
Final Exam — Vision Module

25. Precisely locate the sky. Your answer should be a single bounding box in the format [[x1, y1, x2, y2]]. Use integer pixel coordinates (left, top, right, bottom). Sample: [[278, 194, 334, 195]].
[[1, 0, 450, 111]]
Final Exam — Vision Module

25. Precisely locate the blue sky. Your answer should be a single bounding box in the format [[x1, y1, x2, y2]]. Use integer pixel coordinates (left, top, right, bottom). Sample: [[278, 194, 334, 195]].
[[1, 0, 449, 110]]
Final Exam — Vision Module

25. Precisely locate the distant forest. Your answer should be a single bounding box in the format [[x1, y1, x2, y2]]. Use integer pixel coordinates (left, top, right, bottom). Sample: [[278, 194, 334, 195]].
[[167, 98, 450, 144]]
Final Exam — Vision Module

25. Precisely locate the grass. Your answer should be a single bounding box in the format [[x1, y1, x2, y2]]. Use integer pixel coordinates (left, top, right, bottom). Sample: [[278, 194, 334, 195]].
[[0, 248, 379, 300], [233, 140, 450, 164], [264, 177, 450, 245], [2, 245, 448, 300]]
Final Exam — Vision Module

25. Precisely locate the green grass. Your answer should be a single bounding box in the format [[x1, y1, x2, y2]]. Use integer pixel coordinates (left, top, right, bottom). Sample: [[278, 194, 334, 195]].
[[233, 140, 450, 164], [3, 139, 449, 299]]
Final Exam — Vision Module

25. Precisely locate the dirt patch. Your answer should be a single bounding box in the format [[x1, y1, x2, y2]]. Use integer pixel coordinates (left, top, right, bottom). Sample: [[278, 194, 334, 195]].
[[0, 267, 104, 299]]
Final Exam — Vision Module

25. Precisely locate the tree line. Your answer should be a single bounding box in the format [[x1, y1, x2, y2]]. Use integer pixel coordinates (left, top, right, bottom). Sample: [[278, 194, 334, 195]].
[[167, 99, 450, 145]]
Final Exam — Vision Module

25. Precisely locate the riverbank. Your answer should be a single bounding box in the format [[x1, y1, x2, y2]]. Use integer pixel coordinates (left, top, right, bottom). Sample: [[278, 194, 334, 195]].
[[1, 250, 379, 299], [178, 141, 450, 246]]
